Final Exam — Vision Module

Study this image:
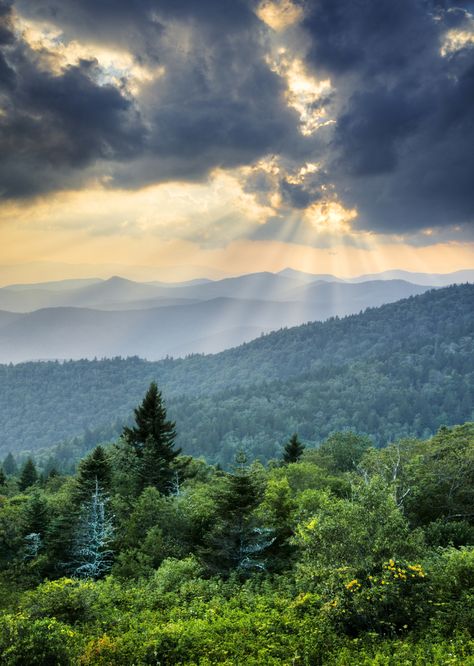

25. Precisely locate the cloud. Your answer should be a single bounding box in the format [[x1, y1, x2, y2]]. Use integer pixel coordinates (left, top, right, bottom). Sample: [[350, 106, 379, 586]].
[[2, 0, 305, 200], [0, 0, 145, 198], [0, 0, 473, 245], [300, 0, 474, 235]]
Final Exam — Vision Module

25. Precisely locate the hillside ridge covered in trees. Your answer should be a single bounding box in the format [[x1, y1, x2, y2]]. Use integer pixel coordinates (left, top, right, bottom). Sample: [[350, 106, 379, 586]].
[[0, 380, 473, 663], [0, 284, 472, 466]]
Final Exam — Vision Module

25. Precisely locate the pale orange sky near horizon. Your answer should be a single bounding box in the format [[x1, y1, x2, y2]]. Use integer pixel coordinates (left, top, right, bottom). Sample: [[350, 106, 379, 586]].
[[1, 3, 473, 287], [0, 181, 472, 285], [1, 231, 473, 285]]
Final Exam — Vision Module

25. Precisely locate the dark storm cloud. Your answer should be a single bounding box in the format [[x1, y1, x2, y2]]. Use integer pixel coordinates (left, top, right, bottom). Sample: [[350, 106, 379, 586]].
[[110, 22, 302, 189], [2, 0, 303, 198], [300, 0, 474, 234], [16, 0, 256, 61], [1, 0, 473, 241], [0, 0, 145, 198]]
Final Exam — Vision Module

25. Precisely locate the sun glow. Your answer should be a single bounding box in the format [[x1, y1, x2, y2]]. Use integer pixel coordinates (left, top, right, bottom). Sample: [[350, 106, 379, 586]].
[[257, 0, 304, 31], [304, 201, 358, 234], [16, 15, 163, 93], [267, 51, 335, 135], [441, 28, 474, 56]]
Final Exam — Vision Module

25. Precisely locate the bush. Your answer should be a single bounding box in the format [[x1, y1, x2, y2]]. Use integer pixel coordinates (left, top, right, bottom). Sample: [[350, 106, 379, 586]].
[[0, 613, 80, 665], [21, 578, 100, 625]]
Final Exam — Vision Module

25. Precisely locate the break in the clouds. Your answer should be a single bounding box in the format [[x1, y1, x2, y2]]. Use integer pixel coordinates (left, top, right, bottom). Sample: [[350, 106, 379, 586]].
[[1, 0, 473, 244]]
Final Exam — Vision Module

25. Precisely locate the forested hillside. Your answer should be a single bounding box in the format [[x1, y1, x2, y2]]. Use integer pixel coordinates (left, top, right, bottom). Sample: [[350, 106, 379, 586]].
[[1, 397, 473, 663], [0, 284, 472, 466]]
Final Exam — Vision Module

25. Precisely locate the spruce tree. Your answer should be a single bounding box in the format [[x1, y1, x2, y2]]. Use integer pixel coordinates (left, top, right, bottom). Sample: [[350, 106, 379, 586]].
[[123, 382, 181, 494], [283, 433, 305, 464], [3, 452, 17, 476], [18, 458, 38, 491], [201, 452, 272, 577], [23, 490, 50, 538], [76, 445, 112, 501], [22, 491, 50, 561]]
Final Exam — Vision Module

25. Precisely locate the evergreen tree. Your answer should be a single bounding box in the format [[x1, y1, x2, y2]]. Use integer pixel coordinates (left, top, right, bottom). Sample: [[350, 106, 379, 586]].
[[18, 458, 38, 491], [0, 466, 5, 486], [23, 490, 50, 538], [201, 452, 272, 577], [22, 491, 50, 563], [3, 452, 17, 476], [71, 480, 114, 580], [45, 508, 78, 577], [75, 445, 111, 501], [44, 456, 60, 477], [283, 433, 305, 464], [123, 382, 181, 494]]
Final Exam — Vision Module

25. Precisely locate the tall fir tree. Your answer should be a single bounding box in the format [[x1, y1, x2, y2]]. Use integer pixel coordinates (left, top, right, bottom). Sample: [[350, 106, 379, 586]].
[[283, 433, 305, 464], [75, 445, 112, 501], [3, 452, 17, 476], [23, 490, 50, 538], [122, 382, 181, 494], [200, 452, 272, 577], [18, 458, 38, 491]]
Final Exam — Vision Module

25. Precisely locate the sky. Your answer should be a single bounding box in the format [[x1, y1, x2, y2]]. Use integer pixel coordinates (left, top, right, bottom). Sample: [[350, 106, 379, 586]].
[[0, 0, 473, 284]]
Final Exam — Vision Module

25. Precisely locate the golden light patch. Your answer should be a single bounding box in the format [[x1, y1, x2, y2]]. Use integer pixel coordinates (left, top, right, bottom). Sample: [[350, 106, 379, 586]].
[[0, 170, 274, 241], [16, 15, 163, 92], [257, 0, 304, 31], [441, 29, 474, 56], [266, 52, 334, 135], [286, 162, 321, 184], [304, 201, 358, 234]]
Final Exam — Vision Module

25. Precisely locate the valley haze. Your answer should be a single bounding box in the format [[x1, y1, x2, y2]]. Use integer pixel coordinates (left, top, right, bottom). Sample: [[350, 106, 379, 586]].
[[0, 268, 472, 363]]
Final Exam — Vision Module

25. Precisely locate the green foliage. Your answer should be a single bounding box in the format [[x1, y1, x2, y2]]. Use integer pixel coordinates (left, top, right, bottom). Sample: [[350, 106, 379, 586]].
[[283, 433, 305, 463], [427, 547, 474, 634], [122, 382, 181, 494], [18, 458, 38, 491], [75, 446, 112, 501], [0, 285, 472, 467], [404, 423, 474, 527], [200, 454, 270, 577], [21, 578, 101, 625], [22, 491, 50, 539], [294, 478, 424, 590], [0, 613, 80, 665], [2, 453, 18, 477], [0, 407, 473, 663], [314, 431, 372, 473]]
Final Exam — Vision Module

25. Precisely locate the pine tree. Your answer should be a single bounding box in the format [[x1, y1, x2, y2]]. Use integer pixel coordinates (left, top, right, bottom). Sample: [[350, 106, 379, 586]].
[[75, 445, 112, 501], [3, 452, 17, 476], [123, 382, 181, 494], [71, 480, 114, 580], [23, 490, 50, 538], [18, 458, 38, 491], [46, 508, 78, 577], [44, 456, 60, 477], [201, 452, 273, 577], [0, 466, 5, 486], [283, 433, 305, 464]]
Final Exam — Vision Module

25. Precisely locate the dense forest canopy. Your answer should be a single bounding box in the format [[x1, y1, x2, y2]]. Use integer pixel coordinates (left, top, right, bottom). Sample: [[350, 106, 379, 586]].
[[0, 388, 473, 663], [0, 284, 472, 467]]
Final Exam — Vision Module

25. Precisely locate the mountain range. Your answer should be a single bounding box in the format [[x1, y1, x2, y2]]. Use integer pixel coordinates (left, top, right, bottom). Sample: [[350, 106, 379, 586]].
[[0, 284, 472, 463], [0, 268, 472, 362]]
